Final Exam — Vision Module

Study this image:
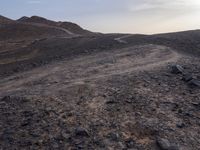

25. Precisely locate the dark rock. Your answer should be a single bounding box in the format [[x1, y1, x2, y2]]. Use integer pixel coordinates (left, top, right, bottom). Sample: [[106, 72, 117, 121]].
[[188, 79, 200, 88], [61, 131, 70, 139], [184, 111, 193, 117], [32, 63, 38, 67], [1, 96, 11, 102], [93, 138, 105, 147], [125, 99, 132, 103], [182, 74, 193, 82], [21, 121, 30, 127], [105, 100, 118, 104], [135, 112, 142, 116], [107, 132, 120, 141], [125, 138, 136, 148], [178, 109, 183, 114], [191, 102, 200, 107], [171, 65, 184, 74], [176, 122, 185, 128], [156, 138, 179, 150], [74, 127, 89, 137]]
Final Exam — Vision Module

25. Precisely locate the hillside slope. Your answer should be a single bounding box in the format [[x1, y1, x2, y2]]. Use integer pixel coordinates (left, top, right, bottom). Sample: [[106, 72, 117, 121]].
[[0, 15, 92, 41], [123, 30, 200, 56], [0, 15, 14, 24], [0, 22, 69, 40], [18, 16, 91, 35], [0, 15, 200, 150]]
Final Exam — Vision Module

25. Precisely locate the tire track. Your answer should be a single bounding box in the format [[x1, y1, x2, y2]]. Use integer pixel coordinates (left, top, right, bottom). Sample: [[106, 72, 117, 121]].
[[0, 44, 181, 96], [0, 45, 181, 96]]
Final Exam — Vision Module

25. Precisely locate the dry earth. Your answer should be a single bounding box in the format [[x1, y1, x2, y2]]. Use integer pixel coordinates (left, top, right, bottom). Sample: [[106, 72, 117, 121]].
[[0, 16, 200, 150]]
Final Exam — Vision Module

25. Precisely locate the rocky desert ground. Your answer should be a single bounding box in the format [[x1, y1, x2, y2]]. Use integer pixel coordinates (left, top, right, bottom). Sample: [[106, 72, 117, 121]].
[[0, 15, 200, 150]]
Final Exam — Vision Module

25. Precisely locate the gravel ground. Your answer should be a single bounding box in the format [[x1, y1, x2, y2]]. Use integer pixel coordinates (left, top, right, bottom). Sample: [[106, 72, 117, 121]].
[[0, 20, 200, 149], [0, 40, 200, 149]]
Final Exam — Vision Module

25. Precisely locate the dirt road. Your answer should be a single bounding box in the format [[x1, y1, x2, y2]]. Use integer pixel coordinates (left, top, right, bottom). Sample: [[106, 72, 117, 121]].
[[1, 16, 200, 150], [0, 44, 181, 97], [1, 36, 200, 150]]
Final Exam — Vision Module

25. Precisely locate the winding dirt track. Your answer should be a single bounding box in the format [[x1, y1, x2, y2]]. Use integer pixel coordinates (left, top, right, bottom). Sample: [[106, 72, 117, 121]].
[[0, 44, 181, 97], [114, 34, 132, 43]]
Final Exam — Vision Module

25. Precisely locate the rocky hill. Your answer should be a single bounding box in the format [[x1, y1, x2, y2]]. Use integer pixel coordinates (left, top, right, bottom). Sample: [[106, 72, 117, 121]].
[[0, 15, 92, 40], [18, 16, 91, 35], [0, 15, 13, 24], [0, 15, 200, 150]]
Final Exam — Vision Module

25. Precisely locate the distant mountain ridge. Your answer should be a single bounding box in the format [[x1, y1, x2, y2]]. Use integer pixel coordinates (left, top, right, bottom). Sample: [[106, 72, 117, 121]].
[[0, 15, 92, 40], [0, 15, 14, 24], [17, 16, 91, 35]]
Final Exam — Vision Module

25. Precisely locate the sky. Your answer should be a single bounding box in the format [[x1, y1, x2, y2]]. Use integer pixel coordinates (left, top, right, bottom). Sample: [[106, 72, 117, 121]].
[[0, 0, 200, 34]]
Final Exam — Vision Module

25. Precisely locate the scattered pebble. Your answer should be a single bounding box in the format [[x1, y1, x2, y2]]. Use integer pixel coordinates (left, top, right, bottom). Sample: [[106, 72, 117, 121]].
[[74, 127, 89, 137]]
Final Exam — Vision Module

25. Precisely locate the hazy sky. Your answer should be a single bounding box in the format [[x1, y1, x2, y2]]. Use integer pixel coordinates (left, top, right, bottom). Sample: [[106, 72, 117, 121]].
[[1, 0, 200, 34]]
